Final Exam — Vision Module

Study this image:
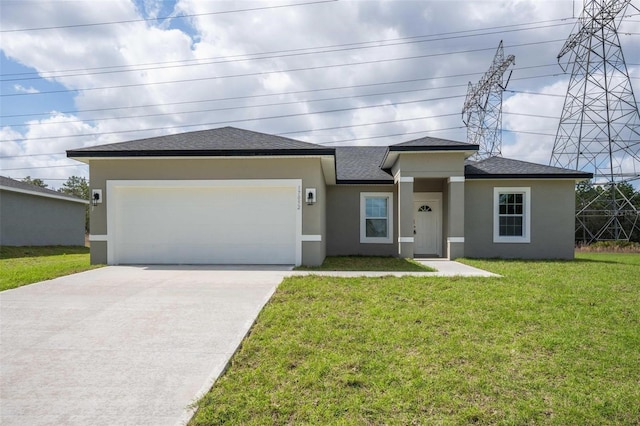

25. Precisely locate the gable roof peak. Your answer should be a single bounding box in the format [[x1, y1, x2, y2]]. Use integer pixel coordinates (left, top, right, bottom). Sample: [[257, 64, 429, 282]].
[[390, 135, 478, 151], [67, 126, 333, 157]]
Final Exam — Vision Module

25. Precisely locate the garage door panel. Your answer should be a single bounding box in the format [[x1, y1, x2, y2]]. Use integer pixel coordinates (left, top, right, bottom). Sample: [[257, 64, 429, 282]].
[[117, 241, 296, 265], [112, 183, 299, 265]]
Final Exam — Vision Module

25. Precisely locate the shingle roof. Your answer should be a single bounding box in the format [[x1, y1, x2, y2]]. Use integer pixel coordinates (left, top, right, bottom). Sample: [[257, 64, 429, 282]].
[[390, 135, 478, 151], [464, 156, 593, 179], [335, 147, 393, 183], [0, 176, 88, 203], [66, 126, 592, 183], [67, 127, 334, 157]]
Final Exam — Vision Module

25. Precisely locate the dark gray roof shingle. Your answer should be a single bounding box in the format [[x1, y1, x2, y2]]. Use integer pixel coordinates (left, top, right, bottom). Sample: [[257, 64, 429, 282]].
[[465, 156, 593, 179], [0, 176, 87, 202], [335, 147, 393, 183], [67, 126, 592, 182], [390, 135, 478, 151], [67, 127, 333, 157]]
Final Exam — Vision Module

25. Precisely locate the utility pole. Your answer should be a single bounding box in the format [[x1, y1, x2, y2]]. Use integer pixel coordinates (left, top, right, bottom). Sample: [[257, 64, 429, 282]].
[[550, 0, 640, 243], [462, 40, 515, 160]]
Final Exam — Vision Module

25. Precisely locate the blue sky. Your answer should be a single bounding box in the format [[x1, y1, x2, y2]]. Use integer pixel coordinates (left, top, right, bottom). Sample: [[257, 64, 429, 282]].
[[0, 0, 639, 188]]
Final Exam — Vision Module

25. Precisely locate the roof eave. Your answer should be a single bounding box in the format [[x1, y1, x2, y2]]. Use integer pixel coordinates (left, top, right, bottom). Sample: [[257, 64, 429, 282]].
[[0, 185, 89, 204], [335, 179, 394, 185], [66, 148, 336, 158], [388, 145, 479, 152], [465, 173, 593, 180]]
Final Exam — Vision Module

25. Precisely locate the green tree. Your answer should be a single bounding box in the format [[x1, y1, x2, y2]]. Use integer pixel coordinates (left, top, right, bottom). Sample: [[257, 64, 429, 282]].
[[58, 176, 90, 233], [58, 176, 89, 200], [21, 176, 47, 188]]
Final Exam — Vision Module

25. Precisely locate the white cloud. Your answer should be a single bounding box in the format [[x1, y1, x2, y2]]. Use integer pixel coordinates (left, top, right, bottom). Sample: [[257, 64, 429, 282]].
[[140, 0, 163, 20], [1, 114, 101, 186], [13, 84, 40, 94], [502, 79, 568, 164], [0, 0, 638, 182]]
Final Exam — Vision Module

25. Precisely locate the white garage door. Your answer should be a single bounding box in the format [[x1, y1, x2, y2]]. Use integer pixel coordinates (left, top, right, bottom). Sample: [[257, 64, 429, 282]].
[[109, 180, 300, 265]]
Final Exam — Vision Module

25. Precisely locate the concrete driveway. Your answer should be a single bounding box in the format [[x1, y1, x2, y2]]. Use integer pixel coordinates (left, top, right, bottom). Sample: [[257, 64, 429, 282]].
[[0, 266, 289, 426]]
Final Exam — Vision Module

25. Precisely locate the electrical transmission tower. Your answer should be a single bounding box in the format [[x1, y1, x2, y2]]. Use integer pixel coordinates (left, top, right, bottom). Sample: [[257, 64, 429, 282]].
[[462, 40, 515, 160], [550, 0, 640, 243]]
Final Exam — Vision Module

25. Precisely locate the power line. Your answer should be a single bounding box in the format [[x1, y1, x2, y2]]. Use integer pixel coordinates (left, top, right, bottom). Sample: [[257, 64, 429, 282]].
[[507, 88, 640, 103], [315, 127, 466, 145], [0, 109, 567, 160], [503, 111, 559, 119], [0, 39, 567, 98], [20, 178, 79, 181], [506, 89, 568, 97], [0, 94, 469, 143], [0, 71, 569, 142], [4, 6, 636, 168], [1, 113, 464, 158], [2, 164, 86, 171], [1, 153, 59, 159], [0, 125, 560, 170], [0, 77, 464, 119], [9, 13, 637, 82], [0, 22, 576, 82], [505, 129, 557, 137], [315, 126, 560, 145], [0, 64, 558, 119], [1, 69, 565, 128], [299, 126, 559, 143], [1, 114, 460, 158], [0, 0, 336, 33], [1, 16, 575, 78], [0, 72, 569, 144], [1, 85, 471, 127]]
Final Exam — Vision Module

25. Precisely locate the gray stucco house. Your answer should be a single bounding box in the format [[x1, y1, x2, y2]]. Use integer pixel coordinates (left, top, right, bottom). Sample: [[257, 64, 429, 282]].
[[67, 127, 591, 266], [0, 176, 88, 246]]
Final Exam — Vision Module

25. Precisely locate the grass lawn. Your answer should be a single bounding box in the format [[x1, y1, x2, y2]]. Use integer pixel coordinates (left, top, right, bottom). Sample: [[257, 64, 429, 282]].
[[0, 246, 101, 291], [191, 253, 640, 425], [295, 256, 435, 271]]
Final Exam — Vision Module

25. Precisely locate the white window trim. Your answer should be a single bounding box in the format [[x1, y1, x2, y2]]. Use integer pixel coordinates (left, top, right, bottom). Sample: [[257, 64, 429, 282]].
[[360, 192, 394, 244], [493, 187, 531, 243]]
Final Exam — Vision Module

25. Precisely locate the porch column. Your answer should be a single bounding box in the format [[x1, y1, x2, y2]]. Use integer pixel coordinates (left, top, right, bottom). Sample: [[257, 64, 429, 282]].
[[398, 176, 414, 258], [447, 176, 465, 259]]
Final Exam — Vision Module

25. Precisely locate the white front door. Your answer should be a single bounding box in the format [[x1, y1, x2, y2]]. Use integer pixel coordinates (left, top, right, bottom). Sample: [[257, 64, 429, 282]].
[[414, 193, 442, 256]]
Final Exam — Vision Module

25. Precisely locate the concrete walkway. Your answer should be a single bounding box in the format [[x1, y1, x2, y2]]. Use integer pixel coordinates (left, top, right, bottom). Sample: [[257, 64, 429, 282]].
[[415, 259, 500, 277], [290, 259, 499, 277], [0, 266, 289, 426]]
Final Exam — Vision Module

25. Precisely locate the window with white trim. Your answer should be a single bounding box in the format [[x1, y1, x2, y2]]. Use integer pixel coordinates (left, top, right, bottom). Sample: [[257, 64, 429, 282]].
[[493, 187, 531, 243], [360, 192, 393, 244]]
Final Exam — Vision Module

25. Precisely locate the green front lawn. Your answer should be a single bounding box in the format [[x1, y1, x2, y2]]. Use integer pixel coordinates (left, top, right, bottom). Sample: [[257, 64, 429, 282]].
[[295, 256, 435, 271], [0, 246, 101, 291], [191, 253, 640, 425]]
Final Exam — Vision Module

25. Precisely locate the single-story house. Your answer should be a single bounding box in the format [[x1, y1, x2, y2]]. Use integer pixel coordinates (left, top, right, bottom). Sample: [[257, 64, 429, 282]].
[[67, 127, 591, 266], [0, 176, 89, 246]]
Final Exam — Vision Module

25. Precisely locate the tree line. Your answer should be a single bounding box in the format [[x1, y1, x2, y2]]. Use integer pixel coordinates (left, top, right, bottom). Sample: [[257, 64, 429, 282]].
[[576, 181, 640, 243]]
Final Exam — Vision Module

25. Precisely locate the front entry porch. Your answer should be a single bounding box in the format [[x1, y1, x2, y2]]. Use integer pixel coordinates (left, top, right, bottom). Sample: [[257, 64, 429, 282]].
[[397, 176, 465, 260]]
